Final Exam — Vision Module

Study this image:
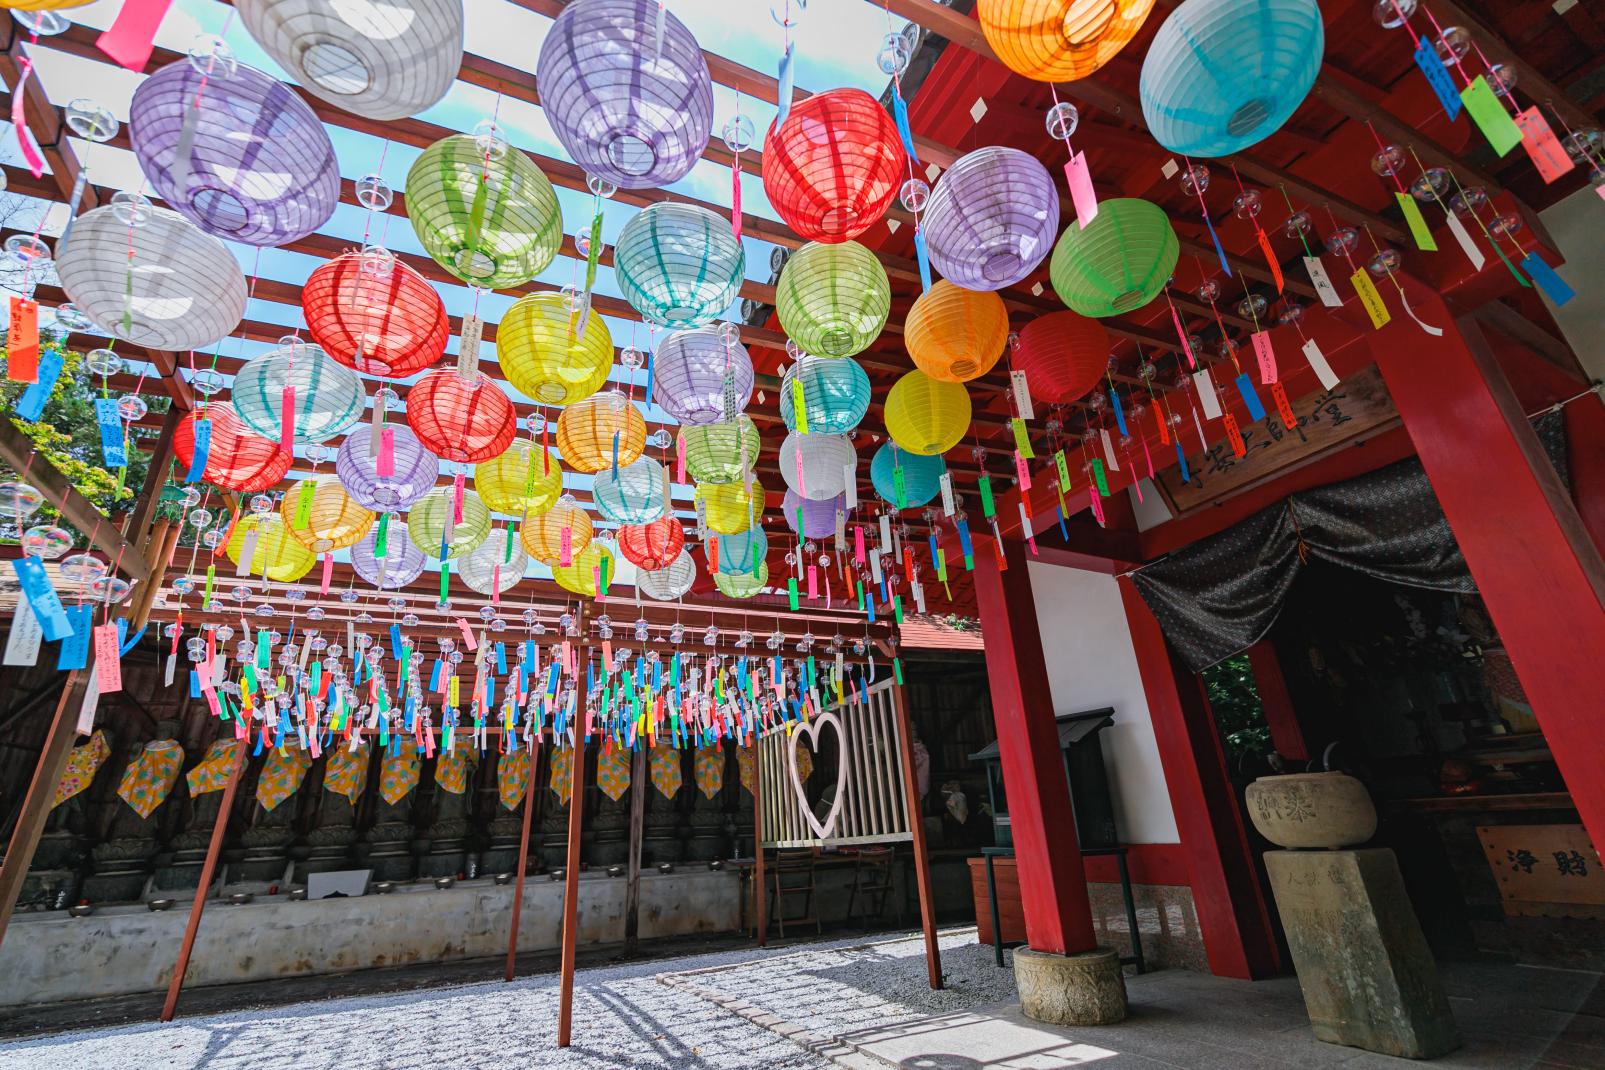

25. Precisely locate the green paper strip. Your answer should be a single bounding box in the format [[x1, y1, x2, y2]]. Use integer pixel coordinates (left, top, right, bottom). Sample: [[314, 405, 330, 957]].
[[979, 474, 995, 518], [893, 657, 904, 686], [787, 576, 799, 610], [1461, 76, 1523, 157], [375, 512, 390, 557], [1011, 418, 1033, 459], [583, 209, 604, 292], [203, 564, 215, 607], [1395, 191, 1438, 252], [1091, 458, 1109, 497], [791, 377, 809, 434], [294, 481, 315, 528], [893, 466, 907, 509], [893, 595, 903, 624], [440, 559, 450, 602], [1054, 449, 1071, 491]]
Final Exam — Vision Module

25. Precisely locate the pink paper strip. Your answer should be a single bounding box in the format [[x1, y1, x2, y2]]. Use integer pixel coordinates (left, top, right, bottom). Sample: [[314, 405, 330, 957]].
[[1251, 330, 1278, 385], [457, 618, 478, 650], [319, 552, 333, 595], [1169, 301, 1196, 369], [1064, 152, 1099, 229], [731, 159, 744, 241], [10, 61, 44, 179], [280, 385, 295, 455], [97, 0, 175, 72], [376, 426, 395, 477]]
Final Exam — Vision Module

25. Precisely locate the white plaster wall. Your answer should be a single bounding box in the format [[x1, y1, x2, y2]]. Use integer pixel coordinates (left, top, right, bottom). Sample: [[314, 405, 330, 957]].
[[1539, 185, 1605, 386], [1026, 561, 1179, 844]]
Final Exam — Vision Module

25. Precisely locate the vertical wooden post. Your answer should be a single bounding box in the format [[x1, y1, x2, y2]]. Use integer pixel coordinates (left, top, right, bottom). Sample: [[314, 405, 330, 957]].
[[1245, 640, 1311, 762], [556, 605, 591, 1049], [0, 667, 93, 953], [159, 736, 247, 1021], [623, 742, 647, 954], [751, 730, 766, 946], [503, 737, 540, 982], [887, 666, 943, 989]]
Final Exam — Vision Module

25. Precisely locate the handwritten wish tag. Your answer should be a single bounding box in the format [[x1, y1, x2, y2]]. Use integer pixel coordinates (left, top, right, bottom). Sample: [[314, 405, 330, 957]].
[[1255, 228, 1284, 293], [94, 623, 123, 693], [13, 556, 71, 641], [1350, 268, 1391, 329], [456, 313, 484, 378], [1461, 75, 1523, 156], [1099, 428, 1119, 471], [95, 397, 128, 468], [1414, 39, 1462, 121], [1014, 450, 1032, 490], [1396, 191, 1438, 252], [1009, 370, 1034, 420], [1222, 410, 1246, 458], [1514, 107, 1575, 184], [1304, 255, 1344, 307], [1250, 331, 1278, 385], [1011, 417, 1033, 458], [8, 296, 38, 382], [938, 472, 955, 516], [1271, 381, 1298, 430], [3, 598, 41, 667], [1054, 449, 1071, 493]]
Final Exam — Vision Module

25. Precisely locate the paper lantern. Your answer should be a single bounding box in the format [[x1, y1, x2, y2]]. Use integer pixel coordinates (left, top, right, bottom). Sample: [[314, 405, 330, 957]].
[[174, 404, 290, 493], [696, 480, 765, 535], [335, 424, 440, 512], [783, 489, 843, 540], [55, 206, 246, 351], [1014, 311, 1109, 404], [614, 203, 745, 328], [280, 477, 375, 553], [905, 281, 1010, 383], [536, 0, 713, 189], [236, 0, 464, 120], [555, 391, 647, 474], [2, 1, 95, 9], [498, 292, 613, 406], [406, 370, 517, 463], [302, 252, 448, 378], [351, 520, 427, 589], [1140, 0, 1324, 158], [779, 355, 871, 435], [714, 562, 768, 600], [716, 527, 767, 576], [885, 370, 971, 457], [1048, 198, 1179, 317], [552, 542, 614, 599], [680, 415, 760, 485], [226, 515, 315, 582], [520, 496, 594, 565], [130, 60, 339, 247], [458, 528, 528, 596], [593, 457, 668, 525], [763, 88, 905, 243], [778, 432, 855, 501], [233, 342, 366, 445], [651, 327, 753, 426], [618, 515, 684, 571], [405, 134, 563, 288], [637, 548, 696, 600], [475, 441, 562, 517], [871, 443, 945, 508], [923, 147, 1059, 291], [408, 486, 492, 559], [978, 0, 1156, 82], [775, 241, 890, 358]]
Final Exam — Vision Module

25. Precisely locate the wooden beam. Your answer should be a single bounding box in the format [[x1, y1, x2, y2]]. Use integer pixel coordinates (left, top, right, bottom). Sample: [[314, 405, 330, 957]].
[[1428, 0, 1598, 135], [882, 634, 943, 989]]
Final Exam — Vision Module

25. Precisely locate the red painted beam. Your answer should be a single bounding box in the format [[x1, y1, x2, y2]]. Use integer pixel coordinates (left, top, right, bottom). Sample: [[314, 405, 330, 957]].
[[1245, 641, 1310, 763], [1565, 399, 1605, 559]]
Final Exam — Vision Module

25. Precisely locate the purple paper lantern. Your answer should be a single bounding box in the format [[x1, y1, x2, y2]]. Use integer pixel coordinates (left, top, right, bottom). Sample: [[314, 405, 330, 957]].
[[922, 146, 1060, 291], [784, 489, 845, 540], [336, 424, 441, 512], [650, 327, 754, 426], [536, 0, 714, 189], [351, 520, 428, 589], [130, 59, 339, 247]]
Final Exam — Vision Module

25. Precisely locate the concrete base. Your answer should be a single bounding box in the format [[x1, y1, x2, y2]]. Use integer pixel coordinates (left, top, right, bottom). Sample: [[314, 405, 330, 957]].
[[1013, 945, 1127, 1026], [1266, 847, 1461, 1059]]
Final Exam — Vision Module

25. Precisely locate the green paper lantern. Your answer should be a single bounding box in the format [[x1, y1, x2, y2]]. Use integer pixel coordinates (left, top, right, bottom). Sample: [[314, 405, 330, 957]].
[[404, 134, 563, 289], [775, 240, 890, 358], [407, 486, 493, 560], [679, 415, 760, 484], [1048, 197, 1179, 317], [714, 561, 768, 599]]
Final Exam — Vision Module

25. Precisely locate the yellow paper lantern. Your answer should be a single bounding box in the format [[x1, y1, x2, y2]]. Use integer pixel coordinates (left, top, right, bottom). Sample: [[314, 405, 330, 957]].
[[226, 515, 315, 582], [555, 391, 647, 474], [696, 479, 766, 536], [714, 562, 768, 599], [498, 292, 614, 405], [905, 280, 1009, 383], [519, 496, 595, 566], [977, 0, 1157, 82], [279, 477, 374, 553], [407, 486, 493, 560], [1, 1, 95, 10], [552, 542, 614, 599], [885, 370, 971, 456], [475, 442, 563, 517]]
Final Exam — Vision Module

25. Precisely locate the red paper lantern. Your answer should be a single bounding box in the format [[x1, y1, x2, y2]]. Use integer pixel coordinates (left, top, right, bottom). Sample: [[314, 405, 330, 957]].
[[174, 403, 292, 493], [763, 88, 906, 243], [406, 370, 516, 463], [617, 515, 685, 572], [302, 252, 449, 378], [1014, 311, 1110, 405]]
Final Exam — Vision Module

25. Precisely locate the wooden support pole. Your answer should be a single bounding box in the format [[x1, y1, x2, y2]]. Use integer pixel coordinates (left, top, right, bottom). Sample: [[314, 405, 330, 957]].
[[124, 405, 182, 551], [751, 730, 766, 947], [160, 738, 247, 1021], [623, 742, 647, 955], [556, 606, 591, 1049], [887, 663, 943, 990], [0, 667, 93, 954], [503, 737, 541, 982]]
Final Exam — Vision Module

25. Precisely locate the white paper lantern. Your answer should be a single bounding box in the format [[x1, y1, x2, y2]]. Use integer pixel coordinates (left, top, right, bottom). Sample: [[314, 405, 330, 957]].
[[636, 548, 696, 600], [55, 205, 246, 351], [236, 0, 465, 120], [778, 432, 855, 501], [458, 527, 528, 595]]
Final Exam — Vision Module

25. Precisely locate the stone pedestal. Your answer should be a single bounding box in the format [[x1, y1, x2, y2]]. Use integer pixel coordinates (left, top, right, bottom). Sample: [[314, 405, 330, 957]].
[[1266, 848, 1460, 1059], [1013, 946, 1127, 1026]]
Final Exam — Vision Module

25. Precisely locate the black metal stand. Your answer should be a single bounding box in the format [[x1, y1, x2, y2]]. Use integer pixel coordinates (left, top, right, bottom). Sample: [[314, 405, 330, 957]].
[[981, 845, 1146, 974]]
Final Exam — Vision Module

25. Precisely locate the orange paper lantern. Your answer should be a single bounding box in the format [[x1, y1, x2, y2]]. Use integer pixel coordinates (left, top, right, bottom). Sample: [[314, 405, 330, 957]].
[[978, 0, 1157, 82], [905, 280, 1009, 383]]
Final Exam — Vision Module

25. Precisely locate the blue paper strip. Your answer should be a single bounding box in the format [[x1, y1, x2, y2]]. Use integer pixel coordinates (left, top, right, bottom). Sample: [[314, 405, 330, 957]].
[[390, 623, 402, 661], [1175, 440, 1191, 484], [57, 603, 94, 669], [185, 419, 211, 483], [1521, 252, 1576, 306], [1056, 506, 1069, 540], [913, 228, 933, 293], [13, 557, 72, 641], [190, 670, 202, 698], [95, 396, 128, 469], [119, 623, 145, 656], [1110, 389, 1128, 437], [1204, 215, 1232, 277], [1234, 372, 1267, 422], [955, 517, 973, 559], [776, 43, 795, 128], [16, 349, 64, 422], [495, 642, 507, 675], [1414, 39, 1463, 122], [892, 90, 920, 164]]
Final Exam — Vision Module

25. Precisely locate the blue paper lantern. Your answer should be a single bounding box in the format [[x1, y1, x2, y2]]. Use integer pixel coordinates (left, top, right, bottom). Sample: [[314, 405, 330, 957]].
[[871, 443, 945, 509], [592, 457, 667, 525], [779, 355, 871, 435], [716, 527, 767, 576], [614, 203, 745, 328], [1139, 0, 1324, 158]]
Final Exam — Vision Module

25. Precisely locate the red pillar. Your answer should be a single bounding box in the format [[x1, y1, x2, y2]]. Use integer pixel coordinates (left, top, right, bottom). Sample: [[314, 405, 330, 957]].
[[971, 538, 1098, 956], [1372, 298, 1605, 846], [1564, 397, 1605, 557], [1118, 578, 1283, 979], [1245, 641, 1311, 763]]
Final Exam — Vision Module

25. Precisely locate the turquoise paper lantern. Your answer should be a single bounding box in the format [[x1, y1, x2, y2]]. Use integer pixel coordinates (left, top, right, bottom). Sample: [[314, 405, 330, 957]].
[[614, 202, 745, 328], [779, 355, 871, 435], [871, 443, 945, 509], [716, 527, 767, 576], [1139, 0, 1324, 158], [592, 457, 668, 525]]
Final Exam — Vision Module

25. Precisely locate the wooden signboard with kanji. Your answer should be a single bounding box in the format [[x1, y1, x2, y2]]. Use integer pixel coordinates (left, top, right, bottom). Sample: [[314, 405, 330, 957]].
[[1156, 365, 1399, 513], [1477, 824, 1605, 916]]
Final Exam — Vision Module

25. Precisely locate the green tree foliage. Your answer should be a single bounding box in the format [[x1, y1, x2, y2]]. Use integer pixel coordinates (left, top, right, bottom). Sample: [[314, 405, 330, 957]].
[[1202, 654, 1273, 764]]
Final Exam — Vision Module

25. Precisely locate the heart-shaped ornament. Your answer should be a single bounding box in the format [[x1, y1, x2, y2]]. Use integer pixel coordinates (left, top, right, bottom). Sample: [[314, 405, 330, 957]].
[[788, 711, 848, 841]]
